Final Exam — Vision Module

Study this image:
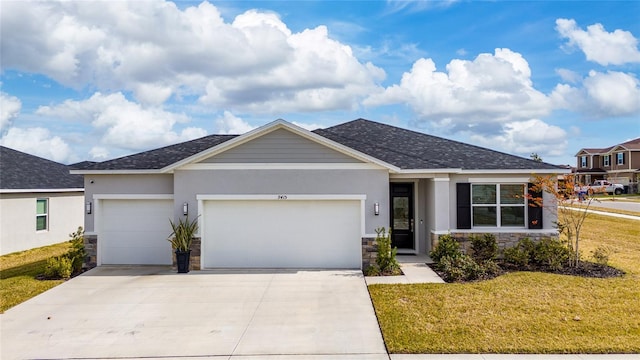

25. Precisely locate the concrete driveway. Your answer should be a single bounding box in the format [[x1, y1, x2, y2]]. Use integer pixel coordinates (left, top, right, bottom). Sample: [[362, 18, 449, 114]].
[[1, 267, 388, 359]]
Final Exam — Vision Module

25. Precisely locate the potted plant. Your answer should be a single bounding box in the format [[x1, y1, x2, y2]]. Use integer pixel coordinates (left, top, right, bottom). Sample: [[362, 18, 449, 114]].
[[168, 216, 198, 273]]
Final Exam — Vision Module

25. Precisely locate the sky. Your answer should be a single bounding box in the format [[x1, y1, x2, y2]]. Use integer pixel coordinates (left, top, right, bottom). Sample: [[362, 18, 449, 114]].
[[1, 0, 639, 166]]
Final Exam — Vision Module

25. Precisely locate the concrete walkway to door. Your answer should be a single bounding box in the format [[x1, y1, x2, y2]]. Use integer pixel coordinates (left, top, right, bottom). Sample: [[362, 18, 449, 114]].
[[1, 267, 388, 360]]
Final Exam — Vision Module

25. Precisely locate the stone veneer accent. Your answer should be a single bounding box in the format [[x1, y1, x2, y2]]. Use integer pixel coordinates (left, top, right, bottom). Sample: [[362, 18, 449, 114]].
[[362, 237, 377, 269], [430, 231, 558, 256], [83, 234, 98, 269], [83, 235, 202, 271], [172, 237, 201, 271]]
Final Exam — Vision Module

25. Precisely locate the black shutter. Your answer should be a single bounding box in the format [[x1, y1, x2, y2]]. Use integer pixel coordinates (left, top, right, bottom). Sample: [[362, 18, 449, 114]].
[[528, 182, 543, 229], [456, 183, 471, 229]]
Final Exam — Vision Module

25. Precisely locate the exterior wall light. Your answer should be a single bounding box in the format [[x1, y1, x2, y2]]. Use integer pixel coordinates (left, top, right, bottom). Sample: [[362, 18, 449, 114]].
[[374, 202, 380, 216], [182, 202, 188, 216], [86, 201, 92, 214]]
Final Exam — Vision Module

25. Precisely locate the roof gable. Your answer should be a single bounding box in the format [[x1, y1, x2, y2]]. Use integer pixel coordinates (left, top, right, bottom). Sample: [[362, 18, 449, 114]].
[[168, 120, 397, 172], [198, 127, 363, 164], [0, 146, 84, 190]]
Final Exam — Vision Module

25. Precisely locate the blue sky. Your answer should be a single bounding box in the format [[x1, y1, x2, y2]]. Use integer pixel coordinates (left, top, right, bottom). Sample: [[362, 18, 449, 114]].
[[1, 0, 639, 166]]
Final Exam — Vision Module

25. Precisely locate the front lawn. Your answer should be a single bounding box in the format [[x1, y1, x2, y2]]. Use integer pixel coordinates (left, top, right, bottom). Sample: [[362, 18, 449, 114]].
[[0, 242, 71, 313], [369, 214, 640, 353]]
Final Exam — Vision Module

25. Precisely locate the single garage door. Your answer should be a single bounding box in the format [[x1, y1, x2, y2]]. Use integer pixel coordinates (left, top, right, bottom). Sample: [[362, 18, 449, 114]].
[[100, 199, 174, 265], [203, 199, 362, 268]]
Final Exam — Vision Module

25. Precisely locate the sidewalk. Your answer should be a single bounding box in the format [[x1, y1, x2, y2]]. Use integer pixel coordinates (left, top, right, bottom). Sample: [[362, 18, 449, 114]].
[[365, 254, 445, 285], [563, 206, 640, 221]]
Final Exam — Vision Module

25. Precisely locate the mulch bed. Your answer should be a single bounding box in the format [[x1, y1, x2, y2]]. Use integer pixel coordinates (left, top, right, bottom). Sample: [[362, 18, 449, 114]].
[[429, 261, 625, 283]]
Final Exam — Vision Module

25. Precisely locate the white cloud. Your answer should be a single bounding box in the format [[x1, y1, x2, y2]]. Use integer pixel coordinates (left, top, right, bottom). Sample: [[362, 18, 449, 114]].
[[0, 127, 73, 163], [471, 119, 568, 157], [89, 146, 110, 160], [551, 70, 640, 117], [215, 111, 255, 134], [555, 68, 581, 84], [556, 18, 640, 66], [1, 1, 384, 111], [36, 92, 207, 150], [365, 48, 552, 132], [0, 92, 22, 131]]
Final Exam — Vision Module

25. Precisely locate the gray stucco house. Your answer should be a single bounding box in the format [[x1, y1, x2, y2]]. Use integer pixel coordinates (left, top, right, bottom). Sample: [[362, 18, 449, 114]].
[[1, 146, 84, 255], [72, 119, 565, 270]]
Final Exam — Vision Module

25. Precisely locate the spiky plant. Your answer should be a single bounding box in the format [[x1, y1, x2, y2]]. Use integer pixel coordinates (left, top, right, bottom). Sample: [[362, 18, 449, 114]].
[[167, 216, 198, 252]]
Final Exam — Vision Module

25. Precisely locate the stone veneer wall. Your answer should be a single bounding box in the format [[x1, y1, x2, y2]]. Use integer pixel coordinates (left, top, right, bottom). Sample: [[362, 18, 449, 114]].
[[430, 231, 558, 255], [83, 235, 202, 271], [84, 234, 98, 269], [362, 237, 377, 269]]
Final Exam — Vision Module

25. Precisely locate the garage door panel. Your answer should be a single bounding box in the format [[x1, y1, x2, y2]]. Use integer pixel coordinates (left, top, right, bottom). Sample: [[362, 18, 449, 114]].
[[203, 200, 361, 268], [101, 199, 173, 265]]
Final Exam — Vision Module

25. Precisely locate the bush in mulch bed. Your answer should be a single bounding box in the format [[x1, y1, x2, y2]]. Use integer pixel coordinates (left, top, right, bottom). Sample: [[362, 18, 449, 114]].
[[429, 234, 625, 283]]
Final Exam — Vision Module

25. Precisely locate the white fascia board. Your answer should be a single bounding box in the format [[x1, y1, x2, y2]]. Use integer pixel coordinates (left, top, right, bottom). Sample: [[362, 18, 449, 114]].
[[197, 194, 367, 201], [390, 169, 460, 178], [458, 168, 570, 175], [0, 188, 84, 194], [166, 119, 400, 173], [70, 169, 163, 175], [93, 194, 174, 200], [180, 163, 385, 171]]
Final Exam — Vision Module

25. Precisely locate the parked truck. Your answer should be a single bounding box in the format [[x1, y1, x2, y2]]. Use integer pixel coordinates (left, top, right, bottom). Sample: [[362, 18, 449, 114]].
[[575, 180, 625, 196]]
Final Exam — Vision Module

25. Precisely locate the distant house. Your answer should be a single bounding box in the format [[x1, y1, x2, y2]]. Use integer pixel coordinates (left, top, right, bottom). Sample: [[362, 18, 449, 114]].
[[574, 138, 640, 191], [72, 119, 566, 270], [0, 146, 84, 255]]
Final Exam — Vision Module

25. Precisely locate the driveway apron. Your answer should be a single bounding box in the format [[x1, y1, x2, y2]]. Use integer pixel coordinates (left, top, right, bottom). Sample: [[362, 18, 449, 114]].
[[1, 267, 388, 359]]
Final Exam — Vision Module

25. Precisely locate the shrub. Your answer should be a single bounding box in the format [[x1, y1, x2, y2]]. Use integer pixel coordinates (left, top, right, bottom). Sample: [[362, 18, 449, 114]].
[[591, 246, 612, 266], [534, 238, 572, 270], [503, 237, 536, 268], [67, 227, 85, 274], [439, 254, 482, 282], [430, 234, 461, 263], [44, 256, 72, 279], [374, 227, 401, 275], [470, 233, 498, 262], [480, 259, 501, 277]]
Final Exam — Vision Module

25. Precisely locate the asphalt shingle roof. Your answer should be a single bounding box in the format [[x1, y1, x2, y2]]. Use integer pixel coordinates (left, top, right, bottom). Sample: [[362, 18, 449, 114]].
[[314, 119, 561, 170], [0, 146, 84, 190], [79, 134, 237, 170], [80, 119, 561, 171]]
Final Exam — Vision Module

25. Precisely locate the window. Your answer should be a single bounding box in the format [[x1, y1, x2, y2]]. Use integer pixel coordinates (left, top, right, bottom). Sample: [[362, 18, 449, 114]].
[[36, 198, 48, 231], [603, 155, 610, 167], [617, 152, 624, 165], [581, 156, 587, 168], [471, 184, 525, 227]]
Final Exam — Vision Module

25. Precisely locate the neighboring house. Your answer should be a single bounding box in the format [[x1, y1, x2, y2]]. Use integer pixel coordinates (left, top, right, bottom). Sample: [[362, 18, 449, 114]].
[[0, 146, 84, 255], [575, 137, 640, 192], [72, 119, 566, 270]]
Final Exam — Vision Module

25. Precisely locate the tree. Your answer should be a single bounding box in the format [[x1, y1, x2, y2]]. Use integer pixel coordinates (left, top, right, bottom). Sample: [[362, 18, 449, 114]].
[[530, 153, 543, 162], [527, 175, 596, 267]]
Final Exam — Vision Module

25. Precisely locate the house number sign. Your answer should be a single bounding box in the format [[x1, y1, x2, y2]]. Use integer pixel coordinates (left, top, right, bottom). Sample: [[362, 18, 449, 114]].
[[277, 195, 288, 200]]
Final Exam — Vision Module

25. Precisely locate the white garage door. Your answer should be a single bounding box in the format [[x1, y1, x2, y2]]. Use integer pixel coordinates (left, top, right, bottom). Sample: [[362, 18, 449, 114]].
[[203, 199, 362, 268], [100, 199, 174, 265]]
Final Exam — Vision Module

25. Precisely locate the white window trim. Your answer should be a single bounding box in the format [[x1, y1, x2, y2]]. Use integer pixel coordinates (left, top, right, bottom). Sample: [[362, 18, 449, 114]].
[[471, 184, 526, 229], [581, 156, 587, 168], [36, 198, 48, 232], [603, 155, 610, 167], [617, 153, 624, 165]]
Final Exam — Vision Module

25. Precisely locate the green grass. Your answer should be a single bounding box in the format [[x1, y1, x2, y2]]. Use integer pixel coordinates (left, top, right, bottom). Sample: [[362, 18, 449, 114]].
[[369, 215, 640, 353], [0, 242, 71, 313]]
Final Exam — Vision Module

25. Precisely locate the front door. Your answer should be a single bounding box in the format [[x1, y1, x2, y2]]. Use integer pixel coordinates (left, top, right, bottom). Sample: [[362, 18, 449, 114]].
[[390, 183, 414, 249]]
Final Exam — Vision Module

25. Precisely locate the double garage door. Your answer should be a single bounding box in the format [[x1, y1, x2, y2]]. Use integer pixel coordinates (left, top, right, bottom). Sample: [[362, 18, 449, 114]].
[[99, 198, 362, 268]]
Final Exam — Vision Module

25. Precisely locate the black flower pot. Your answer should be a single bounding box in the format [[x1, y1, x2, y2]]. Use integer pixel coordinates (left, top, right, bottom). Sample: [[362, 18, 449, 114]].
[[175, 250, 191, 273]]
